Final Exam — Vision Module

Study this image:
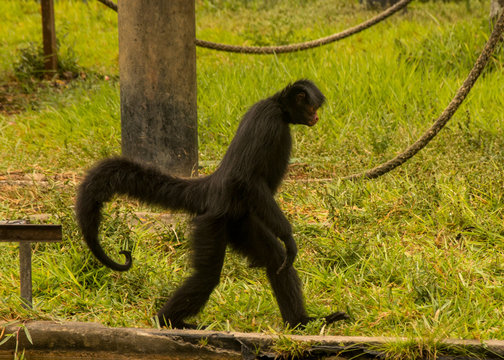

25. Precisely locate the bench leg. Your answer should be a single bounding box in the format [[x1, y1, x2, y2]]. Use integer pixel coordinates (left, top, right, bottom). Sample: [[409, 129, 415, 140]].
[[19, 241, 33, 309]]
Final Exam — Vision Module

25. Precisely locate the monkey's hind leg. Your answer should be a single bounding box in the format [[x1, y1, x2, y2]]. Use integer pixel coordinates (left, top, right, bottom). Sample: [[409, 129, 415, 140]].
[[230, 215, 312, 327], [231, 215, 349, 328], [156, 215, 227, 329], [265, 247, 349, 328]]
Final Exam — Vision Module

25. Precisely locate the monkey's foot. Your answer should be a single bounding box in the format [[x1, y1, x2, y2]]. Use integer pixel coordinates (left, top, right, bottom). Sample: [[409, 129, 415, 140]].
[[154, 316, 200, 329], [171, 321, 199, 330], [297, 311, 349, 328], [323, 311, 350, 324], [291, 312, 349, 329], [161, 321, 199, 329]]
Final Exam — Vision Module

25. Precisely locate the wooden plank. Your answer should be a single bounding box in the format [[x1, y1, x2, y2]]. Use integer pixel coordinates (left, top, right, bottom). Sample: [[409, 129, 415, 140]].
[[0, 224, 62, 242]]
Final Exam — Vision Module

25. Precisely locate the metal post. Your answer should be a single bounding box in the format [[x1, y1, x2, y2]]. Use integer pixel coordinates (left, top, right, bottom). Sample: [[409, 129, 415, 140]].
[[41, 0, 58, 74], [118, 1, 198, 176]]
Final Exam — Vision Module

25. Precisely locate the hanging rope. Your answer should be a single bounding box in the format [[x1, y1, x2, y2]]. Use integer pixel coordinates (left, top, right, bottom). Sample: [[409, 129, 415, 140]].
[[96, 0, 411, 54], [343, 9, 504, 181], [194, 0, 411, 54]]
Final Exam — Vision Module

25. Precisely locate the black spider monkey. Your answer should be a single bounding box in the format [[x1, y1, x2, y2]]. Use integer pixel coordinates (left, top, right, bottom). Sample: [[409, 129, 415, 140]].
[[76, 79, 348, 329]]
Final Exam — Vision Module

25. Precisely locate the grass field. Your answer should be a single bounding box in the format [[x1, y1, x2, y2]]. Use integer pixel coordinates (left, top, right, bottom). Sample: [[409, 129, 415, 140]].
[[1, 0, 503, 358]]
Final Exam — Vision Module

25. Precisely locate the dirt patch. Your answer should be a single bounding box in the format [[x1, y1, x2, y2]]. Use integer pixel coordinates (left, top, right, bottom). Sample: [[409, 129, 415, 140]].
[[0, 73, 85, 115], [0, 81, 39, 115]]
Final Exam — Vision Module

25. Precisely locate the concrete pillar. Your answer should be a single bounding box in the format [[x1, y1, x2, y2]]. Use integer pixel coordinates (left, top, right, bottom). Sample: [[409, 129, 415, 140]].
[[118, 1, 198, 176]]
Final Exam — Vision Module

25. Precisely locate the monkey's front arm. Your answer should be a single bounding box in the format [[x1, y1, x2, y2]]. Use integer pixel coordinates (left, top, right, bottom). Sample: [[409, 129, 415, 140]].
[[251, 181, 298, 273]]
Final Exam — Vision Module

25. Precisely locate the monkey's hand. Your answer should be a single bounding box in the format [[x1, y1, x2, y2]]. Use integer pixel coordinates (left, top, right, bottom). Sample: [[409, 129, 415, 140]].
[[277, 236, 297, 274]]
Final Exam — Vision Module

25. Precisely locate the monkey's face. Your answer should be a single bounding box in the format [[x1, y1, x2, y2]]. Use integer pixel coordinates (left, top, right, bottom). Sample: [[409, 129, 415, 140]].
[[293, 104, 320, 127], [289, 93, 321, 127], [305, 106, 320, 127]]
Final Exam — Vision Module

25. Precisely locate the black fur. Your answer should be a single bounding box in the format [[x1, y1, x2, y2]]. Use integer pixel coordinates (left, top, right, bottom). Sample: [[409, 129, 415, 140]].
[[76, 79, 348, 328]]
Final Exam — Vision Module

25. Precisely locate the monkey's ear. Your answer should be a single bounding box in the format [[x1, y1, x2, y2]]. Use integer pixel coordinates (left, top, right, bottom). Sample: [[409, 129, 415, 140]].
[[295, 92, 306, 104]]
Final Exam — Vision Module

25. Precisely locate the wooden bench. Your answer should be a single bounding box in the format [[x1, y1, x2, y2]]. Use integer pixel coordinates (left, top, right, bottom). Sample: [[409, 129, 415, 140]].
[[0, 221, 62, 308]]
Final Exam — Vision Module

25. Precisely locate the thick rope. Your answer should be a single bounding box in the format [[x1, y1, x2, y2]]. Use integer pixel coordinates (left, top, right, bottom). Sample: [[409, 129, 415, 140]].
[[194, 0, 411, 54], [97, 0, 116, 12], [96, 0, 412, 54], [343, 9, 504, 181]]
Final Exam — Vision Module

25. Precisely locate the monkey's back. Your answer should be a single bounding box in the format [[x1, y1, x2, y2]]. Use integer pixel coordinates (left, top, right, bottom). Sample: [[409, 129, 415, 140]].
[[216, 98, 292, 194]]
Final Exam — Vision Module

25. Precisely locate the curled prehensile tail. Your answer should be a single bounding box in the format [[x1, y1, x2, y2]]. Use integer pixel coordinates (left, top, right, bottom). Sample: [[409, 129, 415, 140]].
[[76, 157, 206, 271]]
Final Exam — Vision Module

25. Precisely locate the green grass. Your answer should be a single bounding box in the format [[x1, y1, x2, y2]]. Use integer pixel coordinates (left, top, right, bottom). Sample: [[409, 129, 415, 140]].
[[1, 0, 503, 358]]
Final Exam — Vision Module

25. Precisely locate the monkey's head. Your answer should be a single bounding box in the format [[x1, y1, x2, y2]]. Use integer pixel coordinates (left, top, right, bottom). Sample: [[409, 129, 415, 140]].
[[280, 79, 326, 127]]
